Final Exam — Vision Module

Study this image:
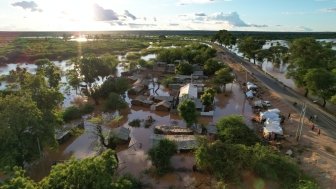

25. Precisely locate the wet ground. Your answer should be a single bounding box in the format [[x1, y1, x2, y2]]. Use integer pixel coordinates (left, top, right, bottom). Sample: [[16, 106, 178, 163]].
[[27, 80, 254, 188]]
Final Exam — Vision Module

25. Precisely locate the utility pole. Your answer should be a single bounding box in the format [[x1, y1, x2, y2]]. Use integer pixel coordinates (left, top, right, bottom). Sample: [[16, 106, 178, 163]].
[[295, 103, 306, 142]]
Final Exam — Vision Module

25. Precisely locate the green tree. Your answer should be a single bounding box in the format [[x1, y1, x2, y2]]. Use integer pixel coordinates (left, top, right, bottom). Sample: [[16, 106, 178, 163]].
[[195, 140, 250, 182], [100, 77, 130, 98], [0, 94, 56, 168], [213, 67, 235, 92], [66, 69, 81, 94], [148, 139, 177, 175], [177, 99, 198, 127], [268, 45, 289, 70], [105, 92, 128, 111], [287, 38, 335, 97], [304, 68, 336, 107], [0, 167, 38, 189], [39, 150, 140, 189], [78, 55, 118, 88], [201, 88, 216, 109], [203, 59, 224, 76], [237, 36, 265, 64], [175, 61, 193, 75], [216, 115, 260, 146], [212, 30, 237, 48]]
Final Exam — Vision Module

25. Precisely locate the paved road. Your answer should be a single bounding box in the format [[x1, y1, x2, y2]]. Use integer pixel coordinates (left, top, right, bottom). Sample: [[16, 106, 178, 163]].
[[214, 44, 336, 139]]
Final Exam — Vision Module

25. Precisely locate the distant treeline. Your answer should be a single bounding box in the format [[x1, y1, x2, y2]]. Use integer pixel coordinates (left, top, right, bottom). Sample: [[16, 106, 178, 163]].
[[1, 30, 336, 40]]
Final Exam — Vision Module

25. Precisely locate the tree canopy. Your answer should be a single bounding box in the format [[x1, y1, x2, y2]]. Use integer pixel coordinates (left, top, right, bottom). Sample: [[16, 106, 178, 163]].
[[148, 139, 177, 175], [216, 115, 260, 146], [0, 94, 56, 168], [237, 36, 265, 64], [212, 30, 237, 48], [1, 150, 142, 189], [177, 99, 198, 127], [287, 37, 336, 99]]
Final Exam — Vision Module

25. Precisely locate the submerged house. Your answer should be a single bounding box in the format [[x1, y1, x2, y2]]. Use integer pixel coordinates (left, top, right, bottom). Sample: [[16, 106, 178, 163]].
[[179, 83, 198, 101], [155, 100, 171, 111]]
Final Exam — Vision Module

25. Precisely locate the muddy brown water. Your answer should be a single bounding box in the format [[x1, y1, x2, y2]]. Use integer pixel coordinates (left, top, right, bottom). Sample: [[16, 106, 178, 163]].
[[28, 81, 254, 188]]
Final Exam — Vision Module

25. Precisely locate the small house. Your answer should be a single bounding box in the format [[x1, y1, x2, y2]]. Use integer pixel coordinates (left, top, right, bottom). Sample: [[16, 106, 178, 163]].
[[155, 100, 171, 111]]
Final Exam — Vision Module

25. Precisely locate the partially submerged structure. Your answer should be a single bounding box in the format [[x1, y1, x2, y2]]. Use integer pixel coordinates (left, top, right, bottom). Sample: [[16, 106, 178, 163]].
[[154, 125, 193, 135], [152, 134, 198, 150]]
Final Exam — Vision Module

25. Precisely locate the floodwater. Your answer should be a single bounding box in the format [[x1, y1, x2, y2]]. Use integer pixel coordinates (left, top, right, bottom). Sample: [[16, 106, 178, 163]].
[[141, 53, 156, 61], [0, 60, 126, 107], [27, 76, 254, 186], [230, 39, 335, 90], [213, 83, 253, 127], [147, 77, 170, 96]]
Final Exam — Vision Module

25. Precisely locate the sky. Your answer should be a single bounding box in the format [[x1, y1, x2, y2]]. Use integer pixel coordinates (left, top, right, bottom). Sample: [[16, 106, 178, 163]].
[[0, 0, 336, 31]]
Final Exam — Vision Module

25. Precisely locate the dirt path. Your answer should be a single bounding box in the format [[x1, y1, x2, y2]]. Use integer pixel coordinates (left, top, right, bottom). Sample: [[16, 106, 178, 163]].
[[218, 51, 336, 189]]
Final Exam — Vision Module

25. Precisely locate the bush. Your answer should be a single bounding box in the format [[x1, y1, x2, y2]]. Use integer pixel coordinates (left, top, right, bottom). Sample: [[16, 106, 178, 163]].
[[79, 103, 95, 114], [105, 92, 128, 111], [216, 115, 260, 146], [129, 119, 141, 127], [63, 106, 82, 122], [148, 139, 177, 175]]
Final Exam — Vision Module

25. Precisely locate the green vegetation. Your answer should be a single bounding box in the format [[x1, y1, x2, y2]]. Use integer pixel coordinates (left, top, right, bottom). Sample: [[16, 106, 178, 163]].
[[156, 44, 216, 65], [237, 36, 266, 64], [0, 66, 63, 169], [1, 150, 142, 189], [203, 59, 225, 76], [213, 66, 235, 92], [62, 103, 94, 122], [175, 61, 193, 75], [200, 88, 216, 109], [148, 139, 177, 175], [62, 106, 82, 122], [129, 119, 142, 127], [177, 99, 198, 127], [99, 77, 130, 98], [212, 30, 237, 48], [287, 38, 336, 105], [105, 92, 128, 111], [0, 37, 150, 63], [216, 115, 260, 146], [195, 115, 318, 188]]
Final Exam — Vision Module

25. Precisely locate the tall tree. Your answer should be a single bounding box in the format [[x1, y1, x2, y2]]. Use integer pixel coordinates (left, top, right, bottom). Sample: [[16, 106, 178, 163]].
[[304, 68, 336, 107], [177, 99, 198, 127], [213, 67, 235, 92], [148, 139, 177, 175], [203, 59, 224, 76], [287, 37, 335, 97], [175, 61, 193, 75], [237, 37, 265, 64], [2, 150, 142, 189], [216, 115, 260, 146], [212, 30, 237, 48], [0, 94, 56, 168]]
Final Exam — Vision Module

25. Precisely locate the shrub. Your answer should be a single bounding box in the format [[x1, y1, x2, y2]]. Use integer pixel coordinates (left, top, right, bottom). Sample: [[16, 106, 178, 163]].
[[105, 92, 128, 111], [148, 139, 177, 175], [129, 119, 141, 127], [63, 106, 81, 122], [79, 103, 95, 114]]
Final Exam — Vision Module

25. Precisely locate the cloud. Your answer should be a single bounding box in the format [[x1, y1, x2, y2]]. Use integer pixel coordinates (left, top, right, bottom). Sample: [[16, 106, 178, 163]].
[[320, 7, 336, 12], [296, 26, 313, 32], [195, 13, 207, 16], [209, 12, 249, 27], [124, 10, 136, 20], [93, 4, 118, 21], [12, 1, 42, 12], [128, 23, 157, 28], [178, 0, 214, 5]]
